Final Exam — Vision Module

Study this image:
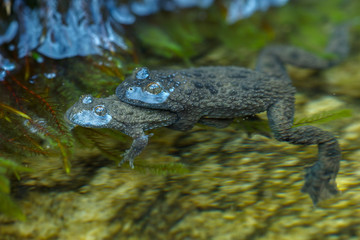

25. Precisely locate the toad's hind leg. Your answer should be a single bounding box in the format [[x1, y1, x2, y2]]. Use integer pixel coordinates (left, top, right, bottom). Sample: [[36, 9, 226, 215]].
[[267, 97, 341, 205], [256, 24, 349, 79]]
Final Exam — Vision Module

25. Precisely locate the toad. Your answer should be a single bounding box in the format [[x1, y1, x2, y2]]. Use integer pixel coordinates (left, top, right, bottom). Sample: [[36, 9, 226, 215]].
[[115, 25, 349, 204]]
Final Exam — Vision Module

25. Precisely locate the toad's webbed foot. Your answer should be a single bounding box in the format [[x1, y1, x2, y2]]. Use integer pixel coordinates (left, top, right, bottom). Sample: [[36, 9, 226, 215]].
[[301, 158, 340, 204], [119, 150, 135, 169], [267, 98, 341, 205], [119, 134, 151, 168], [301, 139, 341, 204]]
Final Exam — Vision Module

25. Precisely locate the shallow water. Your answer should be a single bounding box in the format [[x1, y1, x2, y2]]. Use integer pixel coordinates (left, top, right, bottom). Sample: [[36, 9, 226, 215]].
[[1, 1, 360, 239]]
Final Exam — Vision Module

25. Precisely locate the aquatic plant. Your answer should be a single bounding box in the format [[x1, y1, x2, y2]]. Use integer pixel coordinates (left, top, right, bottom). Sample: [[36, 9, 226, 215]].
[[293, 109, 353, 127], [0, 58, 77, 219], [0, 70, 73, 169]]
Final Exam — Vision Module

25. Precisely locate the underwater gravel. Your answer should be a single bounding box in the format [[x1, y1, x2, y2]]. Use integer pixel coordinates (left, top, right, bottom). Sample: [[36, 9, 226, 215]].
[[0, 100, 360, 239]]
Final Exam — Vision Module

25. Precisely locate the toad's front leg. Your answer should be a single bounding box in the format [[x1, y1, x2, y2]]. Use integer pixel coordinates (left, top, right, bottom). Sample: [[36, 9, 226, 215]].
[[267, 97, 341, 205], [120, 130, 151, 168]]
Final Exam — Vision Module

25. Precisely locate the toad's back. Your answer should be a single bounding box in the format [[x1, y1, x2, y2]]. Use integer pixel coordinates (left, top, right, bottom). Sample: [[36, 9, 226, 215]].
[[117, 66, 295, 118]]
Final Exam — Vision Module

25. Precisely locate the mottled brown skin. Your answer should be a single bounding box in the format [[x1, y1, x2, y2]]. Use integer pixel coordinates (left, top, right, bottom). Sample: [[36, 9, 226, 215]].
[[115, 25, 349, 205]]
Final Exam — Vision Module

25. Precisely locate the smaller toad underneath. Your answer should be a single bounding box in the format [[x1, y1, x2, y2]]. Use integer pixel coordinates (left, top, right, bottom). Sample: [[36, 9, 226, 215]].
[[65, 94, 178, 168]]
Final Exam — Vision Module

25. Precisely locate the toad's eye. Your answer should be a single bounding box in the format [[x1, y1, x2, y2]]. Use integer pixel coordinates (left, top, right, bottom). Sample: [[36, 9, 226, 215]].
[[145, 82, 162, 95], [81, 95, 93, 104], [94, 105, 107, 116]]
